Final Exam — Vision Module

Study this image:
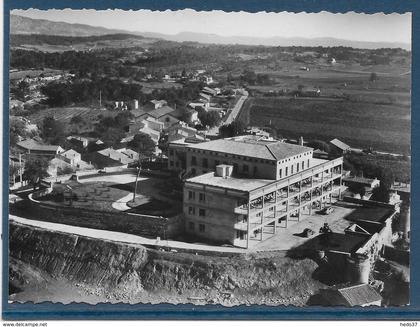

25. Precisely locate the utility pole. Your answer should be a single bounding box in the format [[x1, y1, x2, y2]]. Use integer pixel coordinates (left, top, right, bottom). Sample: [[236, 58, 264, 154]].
[[99, 90, 102, 109], [132, 161, 142, 203], [19, 153, 23, 185]]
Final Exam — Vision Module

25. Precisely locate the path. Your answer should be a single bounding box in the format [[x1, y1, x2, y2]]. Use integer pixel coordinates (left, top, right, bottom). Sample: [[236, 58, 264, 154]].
[[9, 215, 247, 254]]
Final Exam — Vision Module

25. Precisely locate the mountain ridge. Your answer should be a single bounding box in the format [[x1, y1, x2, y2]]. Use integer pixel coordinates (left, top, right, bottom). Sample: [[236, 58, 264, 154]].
[[11, 14, 411, 50]]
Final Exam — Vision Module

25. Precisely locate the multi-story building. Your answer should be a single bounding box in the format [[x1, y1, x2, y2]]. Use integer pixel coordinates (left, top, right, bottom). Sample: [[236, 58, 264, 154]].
[[181, 136, 343, 248], [185, 135, 314, 179]]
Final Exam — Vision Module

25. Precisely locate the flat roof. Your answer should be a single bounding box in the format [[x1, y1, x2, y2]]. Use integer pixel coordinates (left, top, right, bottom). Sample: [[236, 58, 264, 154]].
[[187, 136, 313, 161], [186, 157, 335, 193], [186, 172, 272, 192], [345, 206, 394, 223]]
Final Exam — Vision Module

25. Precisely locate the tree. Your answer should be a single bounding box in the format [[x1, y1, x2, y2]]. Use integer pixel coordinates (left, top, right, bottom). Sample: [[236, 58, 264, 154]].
[[220, 121, 246, 138], [128, 133, 156, 158], [371, 183, 390, 203], [10, 118, 27, 146], [40, 116, 66, 145], [198, 110, 221, 128], [370, 72, 378, 82], [23, 156, 49, 190], [11, 80, 30, 101]]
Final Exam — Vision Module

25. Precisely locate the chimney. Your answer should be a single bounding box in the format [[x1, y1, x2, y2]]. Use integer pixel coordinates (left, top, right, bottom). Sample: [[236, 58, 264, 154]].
[[299, 136, 304, 146]]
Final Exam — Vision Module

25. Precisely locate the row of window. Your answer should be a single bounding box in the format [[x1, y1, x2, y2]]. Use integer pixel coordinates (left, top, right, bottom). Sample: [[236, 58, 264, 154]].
[[279, 159, 310, 178], [190, 154, 275, 166], [188, 191, 206, 201], [280, 151, 311, 164], [188, 221, 206, 232], [188, 206, 206, 217]]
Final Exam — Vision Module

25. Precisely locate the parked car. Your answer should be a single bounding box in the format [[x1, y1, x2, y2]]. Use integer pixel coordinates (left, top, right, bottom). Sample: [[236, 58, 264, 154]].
[[321, 206, 334, 215], [302, 228, 315, 238]]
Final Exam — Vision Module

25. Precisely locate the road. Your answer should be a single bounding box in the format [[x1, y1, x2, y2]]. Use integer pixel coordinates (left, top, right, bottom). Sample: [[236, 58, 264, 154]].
[[206, 89, 249, 137], [9, 215, 247, 254]]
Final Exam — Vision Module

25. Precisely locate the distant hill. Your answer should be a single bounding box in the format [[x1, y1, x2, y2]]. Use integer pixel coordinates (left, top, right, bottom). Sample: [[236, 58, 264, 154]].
[[141, 31, 411, 50], [11, 14, 410, 50], [10, 14, 129, 36]]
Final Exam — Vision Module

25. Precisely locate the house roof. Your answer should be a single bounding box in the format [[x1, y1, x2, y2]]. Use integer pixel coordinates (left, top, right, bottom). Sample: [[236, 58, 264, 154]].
[[17, 139, 62, 152], [148, 105, 175, 119], [330, 138, 351, 151], [132, 109, 148, 118], [187, 136, 312, 161], [336, 284, 382, 306], [167, 108, 184, 119], [62, 149, 80, 159], [199, 93, 211, 100], [97, 148, 136, 165]]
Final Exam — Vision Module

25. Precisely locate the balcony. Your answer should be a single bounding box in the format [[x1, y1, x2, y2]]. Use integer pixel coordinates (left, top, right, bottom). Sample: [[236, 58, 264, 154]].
[[234, 220, 248, 231], [234, 205, 248, 215]]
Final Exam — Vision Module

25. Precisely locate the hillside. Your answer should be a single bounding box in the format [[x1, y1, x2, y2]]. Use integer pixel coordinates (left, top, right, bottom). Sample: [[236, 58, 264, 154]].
[[11, 14, 410, 49], [9, 222, 324, 305], [11, 14, 130, 36]]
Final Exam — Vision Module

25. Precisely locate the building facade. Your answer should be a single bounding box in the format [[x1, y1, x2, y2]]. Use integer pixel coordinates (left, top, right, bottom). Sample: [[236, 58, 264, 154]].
[[181, 136, 343, 248]]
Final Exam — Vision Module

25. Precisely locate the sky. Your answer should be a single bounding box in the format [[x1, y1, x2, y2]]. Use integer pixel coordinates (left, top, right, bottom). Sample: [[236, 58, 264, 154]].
[[12, 9, 411, 44]]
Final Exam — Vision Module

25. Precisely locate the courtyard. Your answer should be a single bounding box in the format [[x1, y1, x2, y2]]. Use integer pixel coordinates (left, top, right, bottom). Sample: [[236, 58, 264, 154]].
[[251, 201, 369, 252]]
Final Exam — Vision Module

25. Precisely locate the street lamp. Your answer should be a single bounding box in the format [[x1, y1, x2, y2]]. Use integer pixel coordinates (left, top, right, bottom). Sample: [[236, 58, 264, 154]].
[[132, 161, 142, 203]]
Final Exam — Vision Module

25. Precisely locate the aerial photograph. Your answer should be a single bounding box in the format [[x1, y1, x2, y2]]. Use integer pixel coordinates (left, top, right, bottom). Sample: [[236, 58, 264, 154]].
[[7, 9, 410, 307]]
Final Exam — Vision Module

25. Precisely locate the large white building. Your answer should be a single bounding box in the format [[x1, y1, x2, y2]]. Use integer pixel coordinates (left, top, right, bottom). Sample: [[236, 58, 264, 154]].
[[181, 136, 344, 248]]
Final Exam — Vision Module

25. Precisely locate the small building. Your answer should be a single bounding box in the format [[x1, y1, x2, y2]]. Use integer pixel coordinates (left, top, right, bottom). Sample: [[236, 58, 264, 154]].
[[320, 284, 382, 307], [150, 100, 168, 110], [60, 149, 81, 166], [343, 176, 380, 189], [330, 138, 351, 154], [67, 136, 89, 148], [199, 93, 212, 104], [17, 139, 64, 158], [202, 87, 219, 97], [188, 102, 209, 111]]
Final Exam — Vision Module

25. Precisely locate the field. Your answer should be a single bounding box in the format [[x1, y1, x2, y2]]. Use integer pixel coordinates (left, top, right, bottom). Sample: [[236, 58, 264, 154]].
[[244, 64, 411, 155], [28, 106, 117, 133], [136, 81, 183, 94], [248, 97, 410, 154], [12, 37, 158, 53]]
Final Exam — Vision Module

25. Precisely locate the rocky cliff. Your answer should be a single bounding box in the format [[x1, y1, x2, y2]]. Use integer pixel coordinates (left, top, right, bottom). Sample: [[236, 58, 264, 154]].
[[9, 222, 323, 305]]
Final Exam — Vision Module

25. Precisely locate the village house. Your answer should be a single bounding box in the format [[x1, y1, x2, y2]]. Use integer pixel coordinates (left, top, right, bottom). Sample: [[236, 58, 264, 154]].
[[330, 138, 351, 154], [17, 139, 64, 159]]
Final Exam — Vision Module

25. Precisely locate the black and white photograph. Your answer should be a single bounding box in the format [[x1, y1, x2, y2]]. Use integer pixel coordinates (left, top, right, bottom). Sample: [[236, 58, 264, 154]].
[[7, 8, 411, 308]]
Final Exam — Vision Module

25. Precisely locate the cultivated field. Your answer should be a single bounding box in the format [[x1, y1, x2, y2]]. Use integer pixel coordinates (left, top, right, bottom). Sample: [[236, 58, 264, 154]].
[[248, 97, 410, 154], [13, 37, 158, 53], [28, 107, 117, 133], [245, 64, 411, 155]]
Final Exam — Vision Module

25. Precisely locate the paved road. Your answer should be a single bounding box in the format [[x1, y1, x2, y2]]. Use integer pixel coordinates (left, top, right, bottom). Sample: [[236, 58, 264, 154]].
[[206, 89, 249, 137], [9, 215, 247, 254]]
